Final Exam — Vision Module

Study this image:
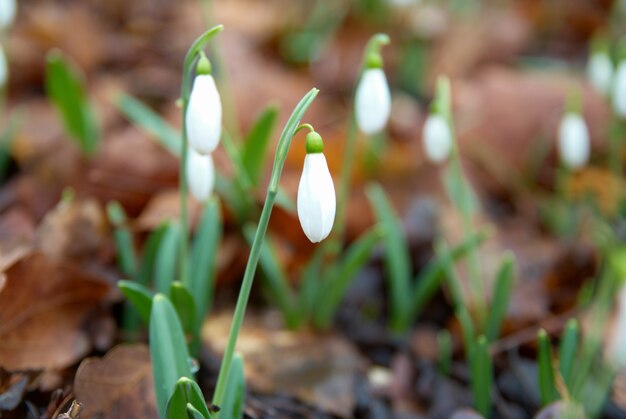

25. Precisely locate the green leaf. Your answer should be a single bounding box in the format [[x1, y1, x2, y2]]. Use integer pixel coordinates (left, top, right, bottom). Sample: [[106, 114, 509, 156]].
[[537, 329, 558, 406], [169, 282, 197, 340], [150, 294, 193, 418], [314, 226, 383, 328], [240, 106, 278, 185], [187, 404, 208, 419], [119, 280, 153, 324], [410, 229, 488, 322], [166, 377, 211, 419], [469, 335, 492, 418], [188, 199, 222, 329], [558, 318, 579, 390], [217, 353, 245, 419], [115, 93, 180, 156], [437, 329, 452, 375], [155, 222, 182, 293], [243, 224, 297, 326], [107, 201, 138, 278], [137, 223, 169, 285], [365, 183, 411, 332], [45, 50, 100, 155], [222, 131, 254, 192], [485, 253, 515, 342], [297, 245, 325, 326], [443, 162, 478, 216]]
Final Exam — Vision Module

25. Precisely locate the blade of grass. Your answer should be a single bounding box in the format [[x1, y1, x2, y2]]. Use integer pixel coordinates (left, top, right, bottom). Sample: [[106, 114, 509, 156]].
[[485, 252, 515, 341], [470, 335, 492, 418], [537, 329, 558, 406], [240, 105, 278, 185], [155, 222, 181, 293], [365, 183, 411, 332]]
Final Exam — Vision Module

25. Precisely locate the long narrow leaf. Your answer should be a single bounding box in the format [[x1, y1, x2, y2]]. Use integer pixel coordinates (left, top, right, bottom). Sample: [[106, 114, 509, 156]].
[[470, 335, 492, 418], [485, 253, 515, 341], [155, 222, 181, 293], [170, 282, 197, 341], [166, 377, 211, 419], [119, 280, 153, 324], [107, 201, 138, 278], [241, 106, 278, 185], [218, 353, 245, 419], [365, 183, 412, 332], [537, 329, 558, 406], [558, 319, 579, 390], [45, 50, 99, 155], [150, 294, 193, 418]]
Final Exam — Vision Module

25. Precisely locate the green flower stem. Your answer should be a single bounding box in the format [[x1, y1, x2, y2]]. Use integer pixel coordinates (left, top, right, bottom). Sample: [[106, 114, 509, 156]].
[[609, 114, 625, 181], [212, 88, 319, 410], [178, 25, 224, 286], [333, 114, 358, 249]]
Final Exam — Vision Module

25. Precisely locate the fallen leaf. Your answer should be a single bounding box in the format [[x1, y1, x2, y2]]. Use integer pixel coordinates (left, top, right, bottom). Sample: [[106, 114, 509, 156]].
[[0, 252, 110, 371], [74, 344, 157, 418]]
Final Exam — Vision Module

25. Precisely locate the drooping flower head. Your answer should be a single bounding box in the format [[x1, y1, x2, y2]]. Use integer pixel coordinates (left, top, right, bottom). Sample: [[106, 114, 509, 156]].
[[297, 130, 336, 243], [607, 285, 626, 369], [587, 34, 613, 96], [186, 146, 215, 202], [0, 0, 16, 30], [0, 42, 7, 89], [355, 33, 391, 135], [423, 76, 453, 163], [558, 91, 590, 170], [613, 41, 626, 119], [186, 52, 222, 154]]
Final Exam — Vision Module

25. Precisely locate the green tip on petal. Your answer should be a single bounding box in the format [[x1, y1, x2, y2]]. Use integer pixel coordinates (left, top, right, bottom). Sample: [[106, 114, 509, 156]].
[[305, 131, 324, 153], [433, 76, 452, 118], [363, 33, 390, 70], [196, 51, 212, 75]]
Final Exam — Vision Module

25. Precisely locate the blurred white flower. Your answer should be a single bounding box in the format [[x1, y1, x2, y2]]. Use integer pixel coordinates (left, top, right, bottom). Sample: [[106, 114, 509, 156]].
[[186, 74, 222, 154], [423, 114, 452, 163], [587, 52, 613, 95], [613, 62, 626, 119], [558, 113, 590, 170], [186, 147, 215, 201], [0, 43, 6, 89], [607, 286, 626, 369], [297, 151, 336, 243], [355, 68, 391, 135], [0, 0, 16, 30]]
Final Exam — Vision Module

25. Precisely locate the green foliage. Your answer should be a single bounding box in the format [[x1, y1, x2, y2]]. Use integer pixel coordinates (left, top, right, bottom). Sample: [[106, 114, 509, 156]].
[[558, 319, 579, 390], [537, 329, 558, 406], [154, 222, 182, 294], [469, 335, 492, 418], [166, 377, 213, 419], [241, 106, 278, 185], [45, 50, 100, 156], [486, 253, 515, 342], [217, 354, 245, 419], [119, 280, 153, 324]]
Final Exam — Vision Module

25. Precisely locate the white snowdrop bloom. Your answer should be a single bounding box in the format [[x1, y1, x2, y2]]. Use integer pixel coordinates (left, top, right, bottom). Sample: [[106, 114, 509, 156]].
[[613, 61, 626, 119], [558, 113, 590, 170], [297, 132, 336, 243], [0, 43, 7, 89], [607, 286, 626, 369], [355, 68, 391, 135], [186, 74, 222, 154], [186, 147, 215, 201], [0, 0, 16, 30], [587, 52, 613, 95], [423, 113, 452, 163]]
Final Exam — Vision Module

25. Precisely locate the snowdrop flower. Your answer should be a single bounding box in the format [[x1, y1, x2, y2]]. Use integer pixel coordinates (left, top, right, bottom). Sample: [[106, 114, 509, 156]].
[[587, 51, 613, 95], [613, 60, 626, 119], [297, 131, 336, 243], [423, 113, 452, 163], [186, 146, 215, 201], [0, 0, 16, 30], [607, 286, 626, 369], [186, 53, 222, 154], [558, 112, 590, 170], [0, 43, 6, 89]]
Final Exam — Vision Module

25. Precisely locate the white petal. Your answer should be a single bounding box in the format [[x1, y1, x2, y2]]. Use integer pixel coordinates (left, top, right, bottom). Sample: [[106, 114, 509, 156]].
[[558, 114, 590, 170], [608, 286, 626, 368], [297, 153, 336, 243], [0, 43, 6, 89], [613, 62, 626, 119], [186, 74, 222, 154], [355, 68, 391, 135], [0, 0, 16, 30], [186, 147, 215, 201], [587, 53, 613, 95], [423, 114, 452, 163]]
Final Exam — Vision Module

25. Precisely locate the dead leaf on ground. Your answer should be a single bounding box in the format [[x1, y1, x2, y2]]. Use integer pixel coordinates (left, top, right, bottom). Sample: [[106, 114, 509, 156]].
[[0, 252, 110, 371], [74, 344, 157, 418]]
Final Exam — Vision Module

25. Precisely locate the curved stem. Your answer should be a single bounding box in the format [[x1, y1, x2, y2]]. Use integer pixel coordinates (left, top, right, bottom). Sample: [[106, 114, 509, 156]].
[[178, 25, 224, 285], [212, 88, 319, 410]]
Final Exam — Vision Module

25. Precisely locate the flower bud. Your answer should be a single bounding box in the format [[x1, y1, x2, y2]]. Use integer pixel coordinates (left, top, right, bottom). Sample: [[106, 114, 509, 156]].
[[0, 43, 6, 89], [587, 52, 613, 95], [186, 59, 222, 154], [423, 113, 452, 163], [355, 68, 391, 135], [0, 0, 16, 30], [297, 132, 336, 243], [613, 61, 626, 119], [558, 113, 590, 170], [186, 146, 215, 201], [606, 286, 626, 369]]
